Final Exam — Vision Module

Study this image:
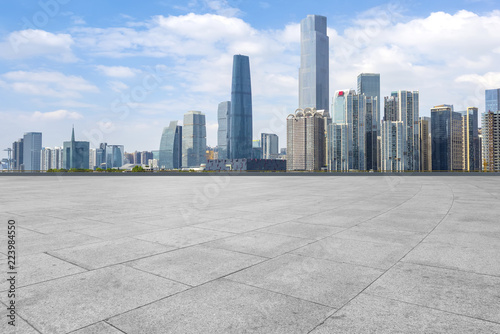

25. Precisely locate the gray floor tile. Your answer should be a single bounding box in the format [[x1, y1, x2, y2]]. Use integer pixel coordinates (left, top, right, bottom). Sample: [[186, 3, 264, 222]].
[[205, 231, 313, 258], [126, 245, 266, 286], [108, 279, 333, 334], [366, 262, 500, 323], [293, 236, 412, 269], [310, 294, 500, 333], [256, 221, 344, 240], [49, 237, 175, 270], [71, 322, 123, 334], [0, 265, 188, 334], [194, 217, 279, 233], [228, 253, 383, 307], [134, 226, 234, 247]]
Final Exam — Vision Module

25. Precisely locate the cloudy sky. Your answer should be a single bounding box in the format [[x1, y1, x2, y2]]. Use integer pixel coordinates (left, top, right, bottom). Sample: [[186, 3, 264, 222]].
[[1, 0, 499, 158]]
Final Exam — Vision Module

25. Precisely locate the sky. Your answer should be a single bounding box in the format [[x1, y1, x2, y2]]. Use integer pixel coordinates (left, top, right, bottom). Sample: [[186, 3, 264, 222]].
[[1, 0, 500, 159]]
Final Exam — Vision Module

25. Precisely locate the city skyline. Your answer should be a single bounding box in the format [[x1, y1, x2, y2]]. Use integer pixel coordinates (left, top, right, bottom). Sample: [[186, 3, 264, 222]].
[[1, 1, 500, 159]]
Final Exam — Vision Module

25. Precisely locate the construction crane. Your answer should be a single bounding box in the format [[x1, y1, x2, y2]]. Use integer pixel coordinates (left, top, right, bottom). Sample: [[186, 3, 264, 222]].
[[3, 148, 12, 171]]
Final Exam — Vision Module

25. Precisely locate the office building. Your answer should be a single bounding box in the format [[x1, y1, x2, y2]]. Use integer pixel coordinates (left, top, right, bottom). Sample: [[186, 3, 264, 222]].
[[252, 140, 262, 159], [431, 105, 463, 171], [182, 111, 207, 168], [23, 132, 42, 171], [486, 88, 500, 113], [287, 108, 327, 171], [133, 151, 141, 165], [358, 73, 380, 115], [332, 90, 349, 123], [104, 145, 124, 169], [63, 128, 90, 170], [159, 121, 182, 169], [217, 101, 230, 159], [41, 147, 52, 171], [365, 96, 380, 171], [299, 15, 329, 111], [381, 91, 420, 171], [482, 111, 500, 171], [229, 55, 252, 159], [328, 90, 366, 171], [419, 117, 432, 171], [51, 147, 62, 169], [261, 133, 279, 160], [141, 151, 153, 167], [381, 121, 404, 172], [12, 138, 23, 170], [462, 107, 481, 171]]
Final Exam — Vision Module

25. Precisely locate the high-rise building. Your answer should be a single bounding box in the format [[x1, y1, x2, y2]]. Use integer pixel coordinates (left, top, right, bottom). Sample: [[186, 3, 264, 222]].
[[332, 90, 349, 123], [105, 145, 124, 168], [182, 111, 207, 168], [89, 148, 96, 170], [358, 73, 380, 114], [12, 138, 23, 170], [482, 111, 500, 171], [252, 140, 262, 159], [133, 151, 141, 165], [381, 91, 420, 171], [431, 105, 463, 171], [462, 107, 481, 171], [229, 55, 252, 159], [485, 88, 500, 113], [299, 15, 329, 112], [261, 133, 279, 159], [23, 132, 42, 171], [159, 121, 182, 169], [419, 117, 432, 171], [287, 108, 327, 171], [41, 147, 52, 171], [63, 127, 90, 170], [217, 101, 230, 160], [381, 121, 404, 172], [328, 90, 366, 171], [141, 151, 153, 167], [51, 147, 62, 169], [365, 96, 380, 171]]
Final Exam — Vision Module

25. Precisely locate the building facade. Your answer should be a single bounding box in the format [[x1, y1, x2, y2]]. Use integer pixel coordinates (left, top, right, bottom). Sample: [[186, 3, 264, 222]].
[[462, 107, 481, 171], [287, 108, 327, 171], [23, 132, 42, 171], [431, 105, 463, 171], [486, 88, 500, 113], [229, 55, 253, 159], [217, 101, 230, 159], [12, 138, 23, 170], [381, 121, 405, 172], [482, 111, 500, 171], [63, 128, 90, 170], [358, 73, 380, 115], [299, 15, 329, 112], [159, 121, 182, 170], [182, 111, 207, 168], [419, 117, 432, 171], [261, 133, 279, 159]]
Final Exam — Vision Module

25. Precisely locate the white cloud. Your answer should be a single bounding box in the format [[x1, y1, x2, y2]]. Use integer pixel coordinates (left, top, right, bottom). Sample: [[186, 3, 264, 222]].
[[2, 70, 99, 98], [95, 65, 139, 78], [31, 109, 83, 121], [108, 80, 129, 93], [1, 29, 76, 62]]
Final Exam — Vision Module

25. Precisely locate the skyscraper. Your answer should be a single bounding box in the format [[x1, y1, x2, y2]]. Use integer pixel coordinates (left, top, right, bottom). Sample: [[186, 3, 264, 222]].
[[381, 91, 420, 171], [63, 127, 90, 170], [482, 110, 500, 172], [217, 101, 230, 159], [287, 108, 327, 171], [23, 132, 42, 171], [419, 117, 432, 171], [328, 90, 366, 171], [12, 138, 23, 170], [485, 88, 500, 113], [358, 73, 380, 113], [431, 105, 462, 171], [229, 55, 252, 159], [381, 121, 404, 172], [182, 111, 207, 168], [105, 145, 124, 168], [41, 147, 52, 171], [159, 121, 182, 170], [462, 107, 481, 171], [299, 15, 329, 111], [261, 133, 279, 159]]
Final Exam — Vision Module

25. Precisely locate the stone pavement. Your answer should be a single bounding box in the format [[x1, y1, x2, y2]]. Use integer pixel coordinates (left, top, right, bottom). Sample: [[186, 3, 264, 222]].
[[1, 175, 499, 333]]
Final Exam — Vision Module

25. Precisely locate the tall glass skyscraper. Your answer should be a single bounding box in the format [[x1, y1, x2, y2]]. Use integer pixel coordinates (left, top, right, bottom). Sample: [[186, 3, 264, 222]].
[[63, 128, 89, 170], [217, 101, 230, 159], [486, 88, 500, 112], [431, 105, 462, 171], [23, 132, 42, 171], [159, 121, 182, 169], [299, 15, 329, 111], [358, 73, 380, 112], [182, 111, 207, 168], [229, 55, 252, 159]]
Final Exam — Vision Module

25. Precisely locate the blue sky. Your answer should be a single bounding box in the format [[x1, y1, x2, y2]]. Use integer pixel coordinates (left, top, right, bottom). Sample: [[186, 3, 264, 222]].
[[1, 0, 500, 158]]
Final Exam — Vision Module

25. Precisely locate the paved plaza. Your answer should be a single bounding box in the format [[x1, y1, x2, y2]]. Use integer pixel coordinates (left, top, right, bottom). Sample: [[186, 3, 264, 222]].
[[1, 175, 500, 333]]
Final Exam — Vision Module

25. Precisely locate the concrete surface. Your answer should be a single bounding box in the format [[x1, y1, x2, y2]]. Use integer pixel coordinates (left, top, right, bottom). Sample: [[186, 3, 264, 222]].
[[0, 175, 499, 333]]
